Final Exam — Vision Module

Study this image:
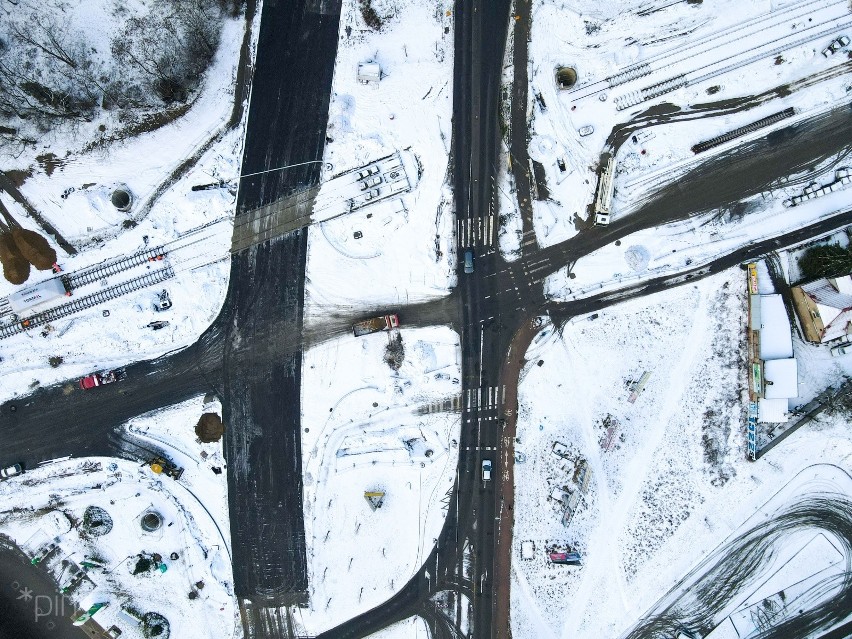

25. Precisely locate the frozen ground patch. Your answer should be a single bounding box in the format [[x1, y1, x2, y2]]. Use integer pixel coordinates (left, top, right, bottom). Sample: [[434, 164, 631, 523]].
[[299, 325, 460, 634]]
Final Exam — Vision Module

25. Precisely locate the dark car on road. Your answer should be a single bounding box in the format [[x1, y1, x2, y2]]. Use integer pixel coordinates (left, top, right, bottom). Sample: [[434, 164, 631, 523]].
[[464, 249, 474, 274]]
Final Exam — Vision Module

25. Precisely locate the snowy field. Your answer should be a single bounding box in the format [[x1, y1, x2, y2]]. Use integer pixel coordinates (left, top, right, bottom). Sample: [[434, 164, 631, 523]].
[[305, 0, 457, 318], [510, 267, 852, 638], [0, 395, 237, 637], [299, 325, 460, 633], [297, 0, 462, 633], [509, 0, 852, 251], [3, 0, 852, 636]]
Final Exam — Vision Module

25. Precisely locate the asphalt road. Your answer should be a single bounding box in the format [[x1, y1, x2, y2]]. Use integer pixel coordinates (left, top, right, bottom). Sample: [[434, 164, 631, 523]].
[[3, 2, 852, 638], [1, 0, 343, 631], [208, 0, 342, 614]]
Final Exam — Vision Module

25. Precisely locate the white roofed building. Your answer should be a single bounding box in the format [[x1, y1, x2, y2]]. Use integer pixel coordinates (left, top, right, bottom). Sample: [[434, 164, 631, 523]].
[[758, 294, 793, 360], [763, 358, 798, 399], [753, 294, 798, 423]]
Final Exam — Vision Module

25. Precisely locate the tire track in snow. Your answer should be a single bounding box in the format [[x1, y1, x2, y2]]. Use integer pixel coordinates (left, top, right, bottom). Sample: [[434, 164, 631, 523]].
[[559, 283, 712, 639]]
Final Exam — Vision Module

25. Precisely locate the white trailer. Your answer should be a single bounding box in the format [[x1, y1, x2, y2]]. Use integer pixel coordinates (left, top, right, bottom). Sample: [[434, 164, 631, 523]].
[[594, 157, 615, 226], [8, 277, 70, 313]]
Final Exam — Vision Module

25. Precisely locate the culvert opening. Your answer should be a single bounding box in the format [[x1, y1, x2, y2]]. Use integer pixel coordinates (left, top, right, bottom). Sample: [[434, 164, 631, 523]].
[[111, 188, 132, 211], [556, 66, 578, 89], [141, 512, 163, 532]]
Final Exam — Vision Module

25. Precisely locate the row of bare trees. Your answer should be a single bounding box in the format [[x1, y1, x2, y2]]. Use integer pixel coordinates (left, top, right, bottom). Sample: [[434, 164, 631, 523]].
[[0, 0, 233, 133]]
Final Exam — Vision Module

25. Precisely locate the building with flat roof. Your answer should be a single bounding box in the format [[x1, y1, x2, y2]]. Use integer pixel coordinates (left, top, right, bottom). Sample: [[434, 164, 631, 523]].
[[758, 294, 793, 360]]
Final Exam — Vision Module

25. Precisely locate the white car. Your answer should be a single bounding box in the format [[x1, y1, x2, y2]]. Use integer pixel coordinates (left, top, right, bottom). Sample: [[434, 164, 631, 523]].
[[357, 165, 379, 180], [364, 188, 380, 201], [0, 463, 23, 479], [482, 459, 492, 481], [578, 125, 594, 137], [822, 35, 850, 57]]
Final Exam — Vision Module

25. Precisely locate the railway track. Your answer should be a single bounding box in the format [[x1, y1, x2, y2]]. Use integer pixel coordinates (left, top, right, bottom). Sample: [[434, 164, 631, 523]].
[[569, 0, 848, 101], [66, 246, 168, 289], [0, 266, 175, 340], [614, 15, 852, 110], [0, 217, 228, 322], [691, 107, 796, 154]]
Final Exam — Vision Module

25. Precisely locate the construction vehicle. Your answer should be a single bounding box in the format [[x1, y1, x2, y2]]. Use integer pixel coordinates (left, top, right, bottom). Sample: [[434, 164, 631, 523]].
[[353, 314, 399, 337], [148, 457, 184, 480], [79, 369, 127, 390]]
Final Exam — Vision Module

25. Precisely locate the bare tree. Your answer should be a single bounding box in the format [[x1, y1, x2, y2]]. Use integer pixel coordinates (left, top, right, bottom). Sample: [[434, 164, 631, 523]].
[[0, 0, 229, 140], [9, 17, 82, 70]]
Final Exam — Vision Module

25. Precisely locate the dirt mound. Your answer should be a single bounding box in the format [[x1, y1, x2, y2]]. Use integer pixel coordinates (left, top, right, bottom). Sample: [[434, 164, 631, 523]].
[[195, 413, 224, 443], [11, 227, 56, 270], [0, 233, 30, 284]]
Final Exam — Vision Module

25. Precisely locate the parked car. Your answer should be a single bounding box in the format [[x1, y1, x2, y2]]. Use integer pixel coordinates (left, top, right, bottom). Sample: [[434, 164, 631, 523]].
[[364, 188, 380, 201], [822, 35, 850, 57], [578, 125, 594, 137], [79, 369, 126, 390], [482, 459, 492, 481], [360, 176, 382, 190], [357, 165, 379, 180], [464, 249, 474, 274], [831, 344, 850, 357], [0, 463, 23, 479]]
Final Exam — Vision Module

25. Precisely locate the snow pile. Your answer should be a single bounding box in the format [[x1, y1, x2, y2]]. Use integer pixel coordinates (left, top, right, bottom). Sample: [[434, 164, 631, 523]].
[[299, 325, 460, 634]]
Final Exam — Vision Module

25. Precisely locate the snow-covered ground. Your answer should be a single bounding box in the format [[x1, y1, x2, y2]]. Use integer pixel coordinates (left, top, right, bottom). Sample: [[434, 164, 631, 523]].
[[510, 267, 852, 639], [297, 0, 461, 632], [3, 0, 852, 637], [299, 325, 460, 634], [0, 395, 237, 637], [0, 1, 254, 402], [305, 0, 456, 318], [511, 0, 852, 251]]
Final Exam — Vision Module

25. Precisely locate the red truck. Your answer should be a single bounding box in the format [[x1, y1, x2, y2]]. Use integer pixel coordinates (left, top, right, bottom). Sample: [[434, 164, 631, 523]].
[[549, 551, 582, 565], [353, 314, 399, 337], [79, 369, 126, 390]]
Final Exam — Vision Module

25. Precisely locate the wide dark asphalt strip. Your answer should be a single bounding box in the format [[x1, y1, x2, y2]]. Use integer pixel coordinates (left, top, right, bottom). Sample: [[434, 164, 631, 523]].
[[0, 0, 344, 624], [218, 0, 342, 609]]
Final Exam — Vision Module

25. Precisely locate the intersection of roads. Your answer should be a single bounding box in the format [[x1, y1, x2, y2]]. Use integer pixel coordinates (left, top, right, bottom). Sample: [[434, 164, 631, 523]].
[[2, 0, 852, 638]]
